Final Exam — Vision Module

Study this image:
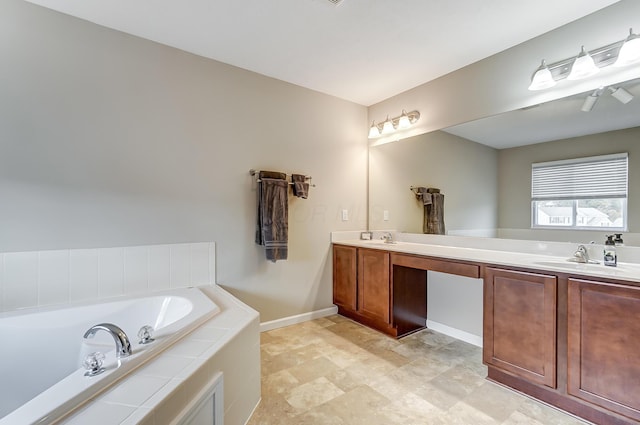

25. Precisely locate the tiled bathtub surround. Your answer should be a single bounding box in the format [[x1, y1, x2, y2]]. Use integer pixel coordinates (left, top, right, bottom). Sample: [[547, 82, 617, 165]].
[[0, 242, 216, 312]]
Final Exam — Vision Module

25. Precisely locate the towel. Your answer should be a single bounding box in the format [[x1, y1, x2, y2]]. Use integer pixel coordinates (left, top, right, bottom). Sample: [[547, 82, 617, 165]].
[[415, 187, 432, 205], [291, 174, 309, 199], [255, 171, 286, 245], [424, 192, 445, 234], [255, 171, 288, 262], [415, 187, 445, 234]]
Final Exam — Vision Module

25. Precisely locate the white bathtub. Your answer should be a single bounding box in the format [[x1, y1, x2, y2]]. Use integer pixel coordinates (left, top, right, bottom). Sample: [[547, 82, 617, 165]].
[[0, 287, 219, 425]]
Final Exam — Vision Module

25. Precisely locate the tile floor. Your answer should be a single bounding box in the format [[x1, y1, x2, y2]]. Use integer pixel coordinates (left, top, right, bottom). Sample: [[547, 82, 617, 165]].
[[248, 315, 590, 425]]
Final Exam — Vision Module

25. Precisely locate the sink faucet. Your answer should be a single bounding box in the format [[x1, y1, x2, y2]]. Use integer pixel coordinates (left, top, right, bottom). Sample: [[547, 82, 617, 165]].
[[84, 323, 132, 358], [572, 245, 599, 264], [381, 232, 395, 244], [573, 245, 590, 263]]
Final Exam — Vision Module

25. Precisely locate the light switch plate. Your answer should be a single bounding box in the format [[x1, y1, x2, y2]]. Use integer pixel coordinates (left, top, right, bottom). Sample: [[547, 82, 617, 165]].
[[341, 209, 349, 221], [383, 210, 389, 221]]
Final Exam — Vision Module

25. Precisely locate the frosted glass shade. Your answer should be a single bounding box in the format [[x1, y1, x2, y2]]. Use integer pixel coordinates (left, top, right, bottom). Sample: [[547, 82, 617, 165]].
[[615, 29, 640, 67], [567, 46, 599, 80], [528, 60, 556, 91]]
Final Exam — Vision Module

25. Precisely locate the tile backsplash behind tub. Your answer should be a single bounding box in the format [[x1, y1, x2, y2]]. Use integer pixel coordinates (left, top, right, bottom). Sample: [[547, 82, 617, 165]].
[[0, 242, 216, 312]]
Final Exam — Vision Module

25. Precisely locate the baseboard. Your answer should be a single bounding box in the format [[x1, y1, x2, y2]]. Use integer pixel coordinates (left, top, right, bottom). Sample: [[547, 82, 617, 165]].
[[244, 397, 262, 425], [426, 320, 483, 347], [260, 306, 338, 332]]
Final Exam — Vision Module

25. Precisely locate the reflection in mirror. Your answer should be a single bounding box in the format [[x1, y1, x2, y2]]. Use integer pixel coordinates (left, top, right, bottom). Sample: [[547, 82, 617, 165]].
[[368, 78, 640, 246]]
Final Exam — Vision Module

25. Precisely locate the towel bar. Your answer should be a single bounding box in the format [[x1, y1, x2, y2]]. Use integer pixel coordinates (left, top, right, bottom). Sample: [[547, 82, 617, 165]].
[[249, 169, 316, 187]]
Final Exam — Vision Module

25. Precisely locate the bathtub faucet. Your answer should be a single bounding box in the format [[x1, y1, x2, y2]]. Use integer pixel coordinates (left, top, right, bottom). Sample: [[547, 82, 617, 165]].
[[83, 323, 132, 358]]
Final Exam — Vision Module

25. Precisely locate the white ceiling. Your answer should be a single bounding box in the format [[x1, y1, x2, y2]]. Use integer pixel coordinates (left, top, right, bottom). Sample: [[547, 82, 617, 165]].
[[24, 0, 619, 106]]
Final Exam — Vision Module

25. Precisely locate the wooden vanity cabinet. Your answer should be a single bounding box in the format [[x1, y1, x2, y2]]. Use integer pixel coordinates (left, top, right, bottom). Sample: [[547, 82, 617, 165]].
[[332, 245, 393, 335], [332, 245, 357, 313], [334, 243, 640, 424], [483, 267, 557, 388], [567, 278, 640, 422], [357, 248, 390, 324]]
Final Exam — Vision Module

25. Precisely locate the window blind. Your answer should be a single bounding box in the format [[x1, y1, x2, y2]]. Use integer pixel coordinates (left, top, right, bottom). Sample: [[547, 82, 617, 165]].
[[531, 153, 628, 200]]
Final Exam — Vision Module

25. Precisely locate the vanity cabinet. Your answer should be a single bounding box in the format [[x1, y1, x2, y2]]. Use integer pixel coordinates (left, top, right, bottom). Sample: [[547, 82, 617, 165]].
[[334, 241, 640, 424], [332, 245, 393, 335], [332, 245, 357, 312], [567, 278, 640, 422], [333, 245, 480, 338], [483, 268, 557, 388], [357, 248, 390, 324]]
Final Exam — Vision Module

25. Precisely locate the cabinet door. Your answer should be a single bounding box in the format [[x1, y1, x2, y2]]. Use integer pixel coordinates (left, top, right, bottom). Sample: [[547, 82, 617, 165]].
[[483, 268, 557, 388], [333, 245, 357, 312], [357, 248, 390, 324], [568, 278, 640, 421]]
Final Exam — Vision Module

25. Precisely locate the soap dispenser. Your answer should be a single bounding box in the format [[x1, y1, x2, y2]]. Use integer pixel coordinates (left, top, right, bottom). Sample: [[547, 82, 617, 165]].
[[614, 233, 624, 247], [604, 235, 617, 267]]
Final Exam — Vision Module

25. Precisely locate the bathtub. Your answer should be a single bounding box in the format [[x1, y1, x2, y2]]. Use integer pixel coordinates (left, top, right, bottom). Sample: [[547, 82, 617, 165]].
[[0, 287, 220, 424]]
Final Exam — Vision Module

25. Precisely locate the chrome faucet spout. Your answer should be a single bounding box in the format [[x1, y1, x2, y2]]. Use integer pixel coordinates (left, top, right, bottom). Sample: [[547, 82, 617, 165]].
[[572, 245, 589, 263], [381, 232, 396, 244], [84, 323, 132, 358], [572, 244, 601, 264]]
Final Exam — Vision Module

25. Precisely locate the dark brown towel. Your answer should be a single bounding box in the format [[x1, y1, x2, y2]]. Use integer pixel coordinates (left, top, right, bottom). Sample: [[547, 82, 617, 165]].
[[255, 171, 288, 262], [415, 187, 445, 234], [415, 187, 432, 205], [291, 174, 309, 199], [255, 171, 286, 246], [424, 192, 445, 235]]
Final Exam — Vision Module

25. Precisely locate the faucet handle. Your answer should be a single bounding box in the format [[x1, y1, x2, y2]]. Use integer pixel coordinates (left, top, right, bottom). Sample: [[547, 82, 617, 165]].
[[83, 351, 106, 377], [137, 325, 155, 345]]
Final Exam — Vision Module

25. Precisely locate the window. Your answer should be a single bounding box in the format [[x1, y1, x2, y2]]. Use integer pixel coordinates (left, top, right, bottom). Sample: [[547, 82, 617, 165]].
[[531, 153, 628, 230]]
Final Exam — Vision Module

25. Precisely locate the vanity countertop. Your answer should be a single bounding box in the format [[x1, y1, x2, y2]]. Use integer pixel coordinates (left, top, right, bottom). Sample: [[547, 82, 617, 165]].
[[333, 239, 640, 284]]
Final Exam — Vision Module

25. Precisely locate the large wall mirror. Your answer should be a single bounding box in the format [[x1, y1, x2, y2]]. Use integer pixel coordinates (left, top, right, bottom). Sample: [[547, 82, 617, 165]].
[[369, 77, 640, 246]]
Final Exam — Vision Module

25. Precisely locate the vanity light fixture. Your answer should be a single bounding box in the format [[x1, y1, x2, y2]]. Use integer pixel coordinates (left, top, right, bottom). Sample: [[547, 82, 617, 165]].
[[381, 116, 395, 134], [528, 28, 640, 91], [567, 46, 599, 80], [368, 110, 420, 139], [368, 121, 380, 138], [397, 110, 412, 129], [614, 28, 640, 67], [528, 60, 556, 90]]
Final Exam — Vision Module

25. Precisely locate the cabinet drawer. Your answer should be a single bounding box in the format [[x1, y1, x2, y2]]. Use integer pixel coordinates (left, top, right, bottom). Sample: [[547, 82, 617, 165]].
[[391, 253, 480, 278]]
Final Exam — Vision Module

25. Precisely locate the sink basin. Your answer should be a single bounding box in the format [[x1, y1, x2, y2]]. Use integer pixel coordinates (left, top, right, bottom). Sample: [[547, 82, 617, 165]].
[[531, 260, 588, 270], [532, 260, 627, 272], [360, 240, 401, 247]]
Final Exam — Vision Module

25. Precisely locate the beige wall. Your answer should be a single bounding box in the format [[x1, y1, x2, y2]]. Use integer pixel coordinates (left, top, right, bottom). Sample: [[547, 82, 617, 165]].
[[497, 126, 640, 244], [369, 131, 498, 235], [0, 0, 368, 322]]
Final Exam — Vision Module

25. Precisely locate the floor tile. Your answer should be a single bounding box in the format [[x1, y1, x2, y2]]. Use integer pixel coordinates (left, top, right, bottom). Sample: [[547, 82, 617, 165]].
[[248, 315, 591, 425], [284, 376, 345, 410], [463, 381, 526, 422]]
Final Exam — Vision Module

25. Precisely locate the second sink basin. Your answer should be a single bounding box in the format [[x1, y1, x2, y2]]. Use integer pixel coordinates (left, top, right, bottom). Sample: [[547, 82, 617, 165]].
[[531, 259, 627, 272]]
